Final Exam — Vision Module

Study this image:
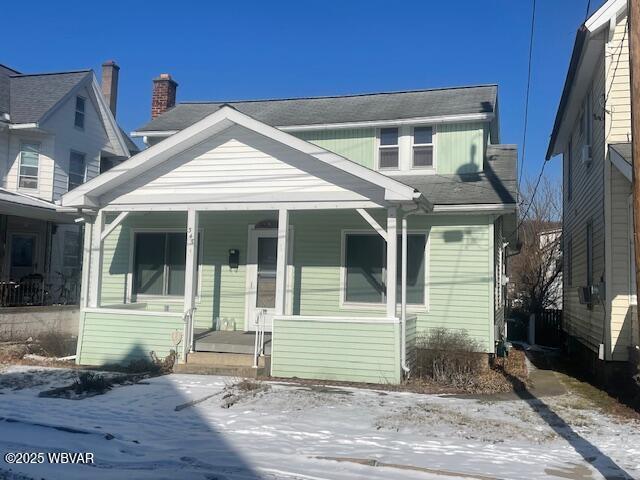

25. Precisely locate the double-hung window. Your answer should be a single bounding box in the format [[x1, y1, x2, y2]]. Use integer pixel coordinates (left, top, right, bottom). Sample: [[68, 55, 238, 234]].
[[133, 231, 200, 297], [343, 232, 427, 305], [74, 96, 85, 129], [412, 126, 434, 168], [378, 128, 399, 169], [68, 151, 86, 191], [18, 143, 39, 189]]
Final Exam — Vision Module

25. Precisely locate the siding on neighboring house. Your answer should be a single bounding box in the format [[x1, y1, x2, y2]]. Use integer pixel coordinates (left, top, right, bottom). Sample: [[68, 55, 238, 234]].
[[44, 85, 111, 201], [563, 40, 607, 354], [436, 123, 485, 174], [271, 318, 401, 383], [98, 211, 496, 354], [293, 128, 376, 169], [0, 129, 8, 186], [606, 10, 634, 361]]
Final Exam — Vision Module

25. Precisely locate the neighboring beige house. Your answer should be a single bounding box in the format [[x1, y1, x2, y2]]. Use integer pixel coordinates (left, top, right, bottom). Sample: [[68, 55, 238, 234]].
[[547, 0, 639, 383], [0, 61, 136, 312]]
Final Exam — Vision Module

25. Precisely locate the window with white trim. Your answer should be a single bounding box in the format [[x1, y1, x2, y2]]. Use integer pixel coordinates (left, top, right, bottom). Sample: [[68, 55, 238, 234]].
[[68, 151, 86, 191], [133, 231, 201, 297], [343, 232, 426, 305], [18, 142, 40, 189], [378, 127, 399, 169], [74, 96, 85, 129], [412, 126, 433, 168]]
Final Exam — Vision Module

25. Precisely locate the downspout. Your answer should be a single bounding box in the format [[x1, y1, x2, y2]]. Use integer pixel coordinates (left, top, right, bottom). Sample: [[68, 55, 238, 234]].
[[401, 205, 421, 376]]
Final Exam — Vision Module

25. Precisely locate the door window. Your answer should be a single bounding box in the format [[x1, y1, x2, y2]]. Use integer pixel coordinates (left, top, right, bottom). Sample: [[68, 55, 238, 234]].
[[256, 237, 277, 308]]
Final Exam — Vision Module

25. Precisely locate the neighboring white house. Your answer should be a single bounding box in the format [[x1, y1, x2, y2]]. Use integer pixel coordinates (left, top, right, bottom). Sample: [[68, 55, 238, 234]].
[[546, 0, 639, 383], [0, 61, 136, 308]]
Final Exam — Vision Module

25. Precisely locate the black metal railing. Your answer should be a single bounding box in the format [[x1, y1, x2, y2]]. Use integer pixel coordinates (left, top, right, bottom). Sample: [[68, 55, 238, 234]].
[[0, 272, 80, 307]]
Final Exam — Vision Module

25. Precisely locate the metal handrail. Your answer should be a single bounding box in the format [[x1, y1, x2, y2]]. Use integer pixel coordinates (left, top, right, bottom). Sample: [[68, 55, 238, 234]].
[[253, 308, 267, 368]]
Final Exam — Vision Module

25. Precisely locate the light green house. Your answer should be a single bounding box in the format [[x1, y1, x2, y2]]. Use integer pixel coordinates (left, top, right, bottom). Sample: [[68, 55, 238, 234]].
[[61, 85, 517, 384]]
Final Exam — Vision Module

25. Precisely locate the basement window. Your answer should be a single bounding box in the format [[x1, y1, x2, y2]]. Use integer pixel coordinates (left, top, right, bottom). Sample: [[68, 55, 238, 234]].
[[343, 232, 426, 305]]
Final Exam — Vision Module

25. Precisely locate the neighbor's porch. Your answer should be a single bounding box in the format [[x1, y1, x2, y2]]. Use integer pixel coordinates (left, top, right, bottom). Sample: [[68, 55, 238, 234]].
[[77, 206, 419, 383]]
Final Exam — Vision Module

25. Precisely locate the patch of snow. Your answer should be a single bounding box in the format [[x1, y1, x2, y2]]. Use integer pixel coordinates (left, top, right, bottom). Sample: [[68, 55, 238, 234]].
[[0, 366, 637, 479]]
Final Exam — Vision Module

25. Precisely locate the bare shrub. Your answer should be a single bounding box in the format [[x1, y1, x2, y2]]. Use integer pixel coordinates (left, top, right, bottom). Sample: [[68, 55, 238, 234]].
[[415, 328, 487, 388], [122, 350, 176, 375], [72, 372, 112, 395], [36, 331, 75, 357]]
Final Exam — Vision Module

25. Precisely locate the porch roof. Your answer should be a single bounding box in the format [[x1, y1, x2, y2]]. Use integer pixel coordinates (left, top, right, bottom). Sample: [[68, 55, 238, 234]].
[[0, 188, 75, 222], [61, 106, 425, 212]]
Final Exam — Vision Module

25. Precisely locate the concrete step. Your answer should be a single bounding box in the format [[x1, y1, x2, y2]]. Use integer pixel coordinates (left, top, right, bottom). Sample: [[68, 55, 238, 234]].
[[174, 363, 269, 378], [187, 352, 267, 368]]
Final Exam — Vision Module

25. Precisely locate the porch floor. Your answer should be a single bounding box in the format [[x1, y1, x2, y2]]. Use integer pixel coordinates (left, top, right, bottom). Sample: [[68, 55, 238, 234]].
[[194, 330, 272, 355]]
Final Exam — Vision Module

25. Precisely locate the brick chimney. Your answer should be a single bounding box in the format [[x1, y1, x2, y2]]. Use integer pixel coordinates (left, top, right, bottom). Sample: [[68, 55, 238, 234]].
[[151, 73, 178, 118], [101, 60, 120, 117]]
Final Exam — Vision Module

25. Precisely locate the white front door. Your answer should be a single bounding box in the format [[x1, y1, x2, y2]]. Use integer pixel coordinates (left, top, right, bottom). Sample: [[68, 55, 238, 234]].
[[247, 229, 278, 332]]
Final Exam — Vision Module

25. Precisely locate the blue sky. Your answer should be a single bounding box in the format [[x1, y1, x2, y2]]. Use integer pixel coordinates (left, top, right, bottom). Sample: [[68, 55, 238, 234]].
[[3, 0, 597, 183]]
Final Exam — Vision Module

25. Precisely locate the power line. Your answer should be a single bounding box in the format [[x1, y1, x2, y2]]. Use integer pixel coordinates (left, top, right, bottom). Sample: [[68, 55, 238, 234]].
[[585, 0, 591, 20], [518, 0, 537, 189]]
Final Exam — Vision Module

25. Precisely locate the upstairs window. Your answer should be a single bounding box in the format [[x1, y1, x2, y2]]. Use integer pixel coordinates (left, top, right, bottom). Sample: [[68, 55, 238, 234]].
[[68, 151, 86, 191], [378, 128, 399, 169], [412, 126, 434, 168], [18, 143, 40, 189], [74, 96, 85, 129]]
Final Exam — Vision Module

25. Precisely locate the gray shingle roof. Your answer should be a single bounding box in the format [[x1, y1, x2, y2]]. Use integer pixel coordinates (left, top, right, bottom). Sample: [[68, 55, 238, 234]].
[[610, 142, 631, 166], [136, 85, 498, 132], [0, 64, 20, 115], [9, 70, 91, 124], [395, 145, 517, 206]]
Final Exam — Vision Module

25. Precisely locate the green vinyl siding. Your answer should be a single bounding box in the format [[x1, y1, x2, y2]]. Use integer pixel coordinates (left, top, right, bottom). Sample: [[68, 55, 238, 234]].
[[89, 209, 495, 372], [271, 319, 400, 383], [293, 129, 375, 168], [436, 123, 485, 174], [77, 311, 184, 366]]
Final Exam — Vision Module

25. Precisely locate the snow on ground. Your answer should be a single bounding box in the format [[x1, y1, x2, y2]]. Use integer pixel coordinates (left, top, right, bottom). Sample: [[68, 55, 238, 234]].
[[0, 365, 638, 480]]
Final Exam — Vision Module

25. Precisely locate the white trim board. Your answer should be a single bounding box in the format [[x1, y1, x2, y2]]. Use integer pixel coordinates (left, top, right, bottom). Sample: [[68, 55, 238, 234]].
[[610, 148, 632, 182], [62, 106, 422, 209], [274, 315, 400, 324]]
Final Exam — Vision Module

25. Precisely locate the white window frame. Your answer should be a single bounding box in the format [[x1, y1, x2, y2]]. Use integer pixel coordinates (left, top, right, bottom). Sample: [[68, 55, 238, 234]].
[[74, 96, 86, 130], [68, 150, 87, 191], [411, 125, 436, 169], [629, 195, 637, 306], [376, 127, 400, 171], [127, 227, 204, 303], [18, 142, 40, 191], [339, 228, 430, 311]]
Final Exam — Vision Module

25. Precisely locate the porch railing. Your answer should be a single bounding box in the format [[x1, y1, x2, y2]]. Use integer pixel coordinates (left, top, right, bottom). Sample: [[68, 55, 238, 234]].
[[253, 308, 267, 368], [0, 272, 80, 308]]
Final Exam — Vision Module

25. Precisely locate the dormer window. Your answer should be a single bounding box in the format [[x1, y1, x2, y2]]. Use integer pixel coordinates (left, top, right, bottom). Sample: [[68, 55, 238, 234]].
[[378, 128, 399, 169], [74, 96, 85, 129], [412, 126, 434, 168]]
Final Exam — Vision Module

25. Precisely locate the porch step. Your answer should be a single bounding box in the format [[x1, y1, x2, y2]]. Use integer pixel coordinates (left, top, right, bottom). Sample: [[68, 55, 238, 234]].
[[174, 363, 269, 378], [186, 352, 267, 368], [195, 331, 272, 355]]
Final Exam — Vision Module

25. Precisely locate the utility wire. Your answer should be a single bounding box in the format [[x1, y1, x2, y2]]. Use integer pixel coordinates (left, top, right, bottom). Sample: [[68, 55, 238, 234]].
[[518, 0, 537, 189], [585, 0, 591, 20]]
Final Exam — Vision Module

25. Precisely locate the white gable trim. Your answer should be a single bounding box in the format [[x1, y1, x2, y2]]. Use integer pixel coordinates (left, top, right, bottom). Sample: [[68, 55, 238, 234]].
[[610, 147, 632, 182], [585, 0, 627, 33], [61, 106, 421, 209]]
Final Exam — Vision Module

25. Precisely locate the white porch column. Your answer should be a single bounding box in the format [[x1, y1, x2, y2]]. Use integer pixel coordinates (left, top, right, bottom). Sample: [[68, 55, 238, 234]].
[[184, 209, 199, 353], [386, 207, 397, 318], [80, 220, 93, 309], [401, 214, 408, 323], [88, 211, 104, 308], [275, 208, 289, 316]]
